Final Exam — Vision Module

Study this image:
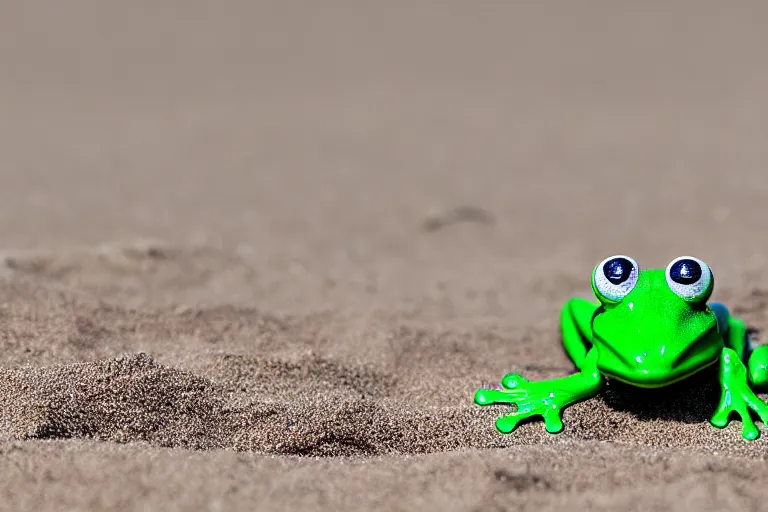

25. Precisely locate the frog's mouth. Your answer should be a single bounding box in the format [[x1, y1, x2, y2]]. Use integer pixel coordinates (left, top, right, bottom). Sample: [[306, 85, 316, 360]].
[[601, 358, 719, 389], [592, 329, 721, 389]]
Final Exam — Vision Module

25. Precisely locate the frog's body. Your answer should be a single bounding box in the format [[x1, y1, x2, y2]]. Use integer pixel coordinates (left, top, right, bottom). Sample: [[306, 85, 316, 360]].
[[474, 255, 768, 440]]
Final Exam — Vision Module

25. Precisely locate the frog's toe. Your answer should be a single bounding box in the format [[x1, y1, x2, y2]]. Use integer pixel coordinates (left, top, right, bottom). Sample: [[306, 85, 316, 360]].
[[495, 416, 517, 433], [755, 407, 768, 428], [710, 400, 733, 428], [710, 410, 730, 428], [501, 373, 526, 389], [743, 392, 768, 423], [495, 412, 530, 433], [542, 411, 564, 433], [474, 389, 493, 405], [741, 420, 761, 440]]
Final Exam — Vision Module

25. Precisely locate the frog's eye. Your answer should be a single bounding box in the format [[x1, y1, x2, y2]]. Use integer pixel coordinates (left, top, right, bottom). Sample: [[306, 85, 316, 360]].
[[593, 255, 639, 303], [665, 256, 713, 302]]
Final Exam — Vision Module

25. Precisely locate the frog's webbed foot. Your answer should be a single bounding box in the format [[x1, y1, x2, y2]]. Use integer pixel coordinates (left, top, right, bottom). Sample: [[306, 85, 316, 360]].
[[711, 347, 768, 440], [474, 351, 602, 434], [474, 373, 568, 433]]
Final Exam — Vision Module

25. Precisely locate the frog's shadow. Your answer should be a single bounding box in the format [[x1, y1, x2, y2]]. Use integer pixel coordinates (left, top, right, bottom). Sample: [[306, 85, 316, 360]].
[[597, 363, 721, 424]]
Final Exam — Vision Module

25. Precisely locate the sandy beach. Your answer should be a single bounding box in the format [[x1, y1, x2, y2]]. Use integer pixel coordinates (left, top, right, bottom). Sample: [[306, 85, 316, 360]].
[[2, 1, 768, 510]]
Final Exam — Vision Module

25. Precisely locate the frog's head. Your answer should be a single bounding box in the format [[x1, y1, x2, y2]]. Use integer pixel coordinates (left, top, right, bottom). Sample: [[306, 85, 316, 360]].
[[590, 254, 722, 389]]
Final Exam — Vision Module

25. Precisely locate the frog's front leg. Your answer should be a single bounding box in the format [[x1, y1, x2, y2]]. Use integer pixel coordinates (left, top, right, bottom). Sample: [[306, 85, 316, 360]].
[[474, 349, 603, 433], [711, 347, 768, 440]]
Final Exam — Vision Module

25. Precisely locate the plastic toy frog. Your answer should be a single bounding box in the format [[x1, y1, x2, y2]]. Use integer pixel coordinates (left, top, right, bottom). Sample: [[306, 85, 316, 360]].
[[474, 255, 768, 440]]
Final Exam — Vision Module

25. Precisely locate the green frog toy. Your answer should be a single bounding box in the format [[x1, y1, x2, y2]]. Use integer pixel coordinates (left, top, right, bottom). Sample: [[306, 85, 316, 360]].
[[474, 255, 768, 440]]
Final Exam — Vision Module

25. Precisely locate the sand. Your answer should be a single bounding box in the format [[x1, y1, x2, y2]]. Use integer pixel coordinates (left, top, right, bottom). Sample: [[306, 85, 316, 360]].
[[3, 1, 768, 510]]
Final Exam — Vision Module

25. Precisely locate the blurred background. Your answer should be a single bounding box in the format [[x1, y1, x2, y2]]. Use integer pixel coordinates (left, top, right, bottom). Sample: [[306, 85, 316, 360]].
[[2, 0, 768, 323]]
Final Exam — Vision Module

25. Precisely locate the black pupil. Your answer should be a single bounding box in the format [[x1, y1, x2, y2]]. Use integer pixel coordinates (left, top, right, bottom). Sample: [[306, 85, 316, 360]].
[[670, 259, 702, 285], [603, 257, 633, 285]]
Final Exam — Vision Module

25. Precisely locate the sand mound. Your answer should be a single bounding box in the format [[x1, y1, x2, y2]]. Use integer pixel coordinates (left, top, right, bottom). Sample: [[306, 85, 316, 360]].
[[0, 351, 499, 456], [0, 353, 228, 449]]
